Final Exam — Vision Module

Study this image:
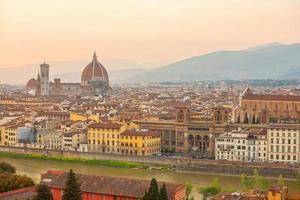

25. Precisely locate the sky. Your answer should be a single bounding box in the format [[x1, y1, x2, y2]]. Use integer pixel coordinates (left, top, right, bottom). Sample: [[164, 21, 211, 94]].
[[0, 0, 299, 68]]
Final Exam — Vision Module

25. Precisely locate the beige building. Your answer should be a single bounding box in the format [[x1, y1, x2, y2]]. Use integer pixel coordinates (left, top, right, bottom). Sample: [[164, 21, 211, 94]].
[[63, 131, 87, 151], [234, 88, 300, 124], [215, 128, 267, 162], [267, 124, 300, 163]]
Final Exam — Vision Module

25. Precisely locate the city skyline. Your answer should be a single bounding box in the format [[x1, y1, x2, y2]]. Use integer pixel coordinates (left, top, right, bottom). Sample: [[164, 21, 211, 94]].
[[0, 0, 299, 68]]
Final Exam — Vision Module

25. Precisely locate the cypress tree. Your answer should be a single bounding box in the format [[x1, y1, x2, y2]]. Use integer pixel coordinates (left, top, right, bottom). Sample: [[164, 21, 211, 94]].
[[148, 178, 160, 200], [160, 184, 168, 200], [34, 183, 53, 200], [62, 169, 82, 200]]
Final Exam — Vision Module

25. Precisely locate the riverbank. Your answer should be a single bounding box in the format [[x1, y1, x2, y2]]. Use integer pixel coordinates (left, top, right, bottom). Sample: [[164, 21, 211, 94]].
[[0, 146, 299, 178], [0, 151, 156, 169]]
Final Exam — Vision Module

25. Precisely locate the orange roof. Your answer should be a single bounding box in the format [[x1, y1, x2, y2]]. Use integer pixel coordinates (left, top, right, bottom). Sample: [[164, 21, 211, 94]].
[[243, 94, 300, 102]]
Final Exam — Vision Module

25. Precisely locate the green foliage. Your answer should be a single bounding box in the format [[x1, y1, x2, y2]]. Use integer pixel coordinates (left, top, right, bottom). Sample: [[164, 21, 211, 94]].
[[34, 183, 53, 200], [0, 151, 151, 169], [186, 183, 193, 200], [0, 162, 16, 174], [62, 169, 82, 200], [0, 173, 34, 193], [296, 171, 300, 190], [199, 177, 222, 197], [240, 173, 254, 191], [244, 114, 249, 123], [277, 175, 285, 187], [160, 184, 168, 200], [253, 169, 271, 190], [142, 178, 169, 200]]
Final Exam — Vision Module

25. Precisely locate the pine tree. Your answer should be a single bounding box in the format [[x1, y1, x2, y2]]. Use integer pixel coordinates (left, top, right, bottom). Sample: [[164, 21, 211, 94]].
[[34, 183, 53, 200], [148, 178, 160, 200], [62, 169, 82, 200], [160, 184, 168, 200], [244, 114, 249, 123]]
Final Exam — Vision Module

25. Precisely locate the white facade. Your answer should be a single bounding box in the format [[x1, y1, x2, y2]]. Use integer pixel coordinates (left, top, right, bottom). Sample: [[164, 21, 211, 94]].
[[215, 129, 267, 162], [267, 124, 300, 163]]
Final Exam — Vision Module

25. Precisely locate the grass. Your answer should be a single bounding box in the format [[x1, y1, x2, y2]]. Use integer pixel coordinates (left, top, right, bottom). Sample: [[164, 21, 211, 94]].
[[0, 151, 150, 169]]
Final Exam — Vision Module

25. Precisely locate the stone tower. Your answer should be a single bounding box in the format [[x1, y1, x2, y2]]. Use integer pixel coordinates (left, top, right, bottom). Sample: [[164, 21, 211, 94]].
[[35, 72, 41, 97], [40, 62, 50, 96]]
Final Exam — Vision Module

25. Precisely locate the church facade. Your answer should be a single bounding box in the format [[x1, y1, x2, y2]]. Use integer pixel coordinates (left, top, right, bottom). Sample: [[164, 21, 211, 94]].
[[26, 52, 111, 96]]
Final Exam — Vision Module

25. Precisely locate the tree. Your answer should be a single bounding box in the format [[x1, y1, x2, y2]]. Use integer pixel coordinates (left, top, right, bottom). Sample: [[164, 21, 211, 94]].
[[277, 175, 285, 187], [253, 169, 270, 190], [142, 179, 169, 200], [296, 171, 300, 190], [244, 114, 249, 123], [62, 169, 82, 200], [186, 183, 193, 200], [0, 173, 34, 193], [147, 178, 160, 200], [160, 184, 168, 200], [34, 183, 53, 200], [240, 173, 254, 191], [0, 162, 16, 174], [252, 115, 256, 124], [199, 177, 222, 197]]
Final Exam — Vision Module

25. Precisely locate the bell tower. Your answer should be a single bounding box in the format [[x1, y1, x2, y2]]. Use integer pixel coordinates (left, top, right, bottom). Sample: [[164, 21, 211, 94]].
[[40, 62, 50, 96]]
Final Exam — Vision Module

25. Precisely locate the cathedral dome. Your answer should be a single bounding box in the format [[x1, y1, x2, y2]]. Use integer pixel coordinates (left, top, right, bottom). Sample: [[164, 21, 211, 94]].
[[81, 52, 109, 86], [26, 78, 39, 89]]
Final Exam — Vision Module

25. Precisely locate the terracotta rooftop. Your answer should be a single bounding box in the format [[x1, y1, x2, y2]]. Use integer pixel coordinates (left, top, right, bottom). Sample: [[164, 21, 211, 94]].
[[243, 94, 300, 102], [88, 122, 123, 129], [42, 170, 185, 199], [120, 130, 160, 137]]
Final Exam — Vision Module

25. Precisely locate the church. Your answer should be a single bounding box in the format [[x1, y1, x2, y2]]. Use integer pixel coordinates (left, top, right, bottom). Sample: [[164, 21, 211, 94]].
[[26, 52, 111, 96]]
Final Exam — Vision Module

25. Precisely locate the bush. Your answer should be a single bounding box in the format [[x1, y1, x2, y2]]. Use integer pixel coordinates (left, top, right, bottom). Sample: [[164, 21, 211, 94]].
[[0, 173, 34, 192], [199, 177, 222, 197], [0, 162, 16, 174]]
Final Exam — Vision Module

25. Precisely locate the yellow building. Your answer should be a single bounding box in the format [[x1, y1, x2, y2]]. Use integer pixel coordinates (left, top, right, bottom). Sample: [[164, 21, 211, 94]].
[[120, 130, 161, 156], [87, 122, 127, 153], [70, 113, 100, 122], [0, 126, 5, 145], [268, 185, 300, 200], [3, 125, 18, 146]]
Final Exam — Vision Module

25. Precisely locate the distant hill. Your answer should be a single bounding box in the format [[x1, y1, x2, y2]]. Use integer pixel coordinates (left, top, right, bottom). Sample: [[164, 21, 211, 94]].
[[1, 43, 299, 84], [132, 43, 300, 82]]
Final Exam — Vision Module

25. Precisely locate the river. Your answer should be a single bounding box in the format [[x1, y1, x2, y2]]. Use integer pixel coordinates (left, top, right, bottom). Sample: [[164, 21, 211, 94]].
[[1, 157, 298, 199]]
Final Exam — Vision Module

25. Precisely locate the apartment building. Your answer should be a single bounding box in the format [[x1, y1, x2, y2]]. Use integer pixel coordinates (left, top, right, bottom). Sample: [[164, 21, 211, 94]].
[[267, 124, 300, 163], [215, 129, 267, 162], [120, 129, 161, 156], [87, 122, 127, 153]]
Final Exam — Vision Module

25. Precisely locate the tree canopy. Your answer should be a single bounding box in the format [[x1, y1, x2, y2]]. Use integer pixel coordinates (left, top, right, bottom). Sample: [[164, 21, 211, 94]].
[[62, 169, 82, 200]]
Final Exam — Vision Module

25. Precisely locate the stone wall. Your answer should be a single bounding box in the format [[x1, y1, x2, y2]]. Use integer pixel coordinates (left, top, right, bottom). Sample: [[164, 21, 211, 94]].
[[0, 146, 299, 178]]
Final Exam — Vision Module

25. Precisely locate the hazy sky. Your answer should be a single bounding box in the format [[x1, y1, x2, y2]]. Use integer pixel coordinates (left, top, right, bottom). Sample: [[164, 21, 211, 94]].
[[0, 0, 299, 68]]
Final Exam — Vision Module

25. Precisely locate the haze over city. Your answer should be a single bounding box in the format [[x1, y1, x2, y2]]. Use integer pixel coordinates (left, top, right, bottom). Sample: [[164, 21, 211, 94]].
[[1, 1, 300, 200], [0, 0, 299, 69]]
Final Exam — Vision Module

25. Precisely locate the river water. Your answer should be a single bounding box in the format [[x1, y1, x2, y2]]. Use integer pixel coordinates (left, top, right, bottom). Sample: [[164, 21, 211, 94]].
[[1, 157, 298, 199]]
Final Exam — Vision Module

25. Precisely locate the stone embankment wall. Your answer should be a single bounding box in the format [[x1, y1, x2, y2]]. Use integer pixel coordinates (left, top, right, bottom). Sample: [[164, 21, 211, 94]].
[[0, 146, 299, 178]]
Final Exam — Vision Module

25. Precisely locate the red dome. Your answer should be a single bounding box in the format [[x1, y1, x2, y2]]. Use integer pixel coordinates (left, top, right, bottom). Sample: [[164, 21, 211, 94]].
[[81, 52, 109, 85], [26, 78, 39, 89]]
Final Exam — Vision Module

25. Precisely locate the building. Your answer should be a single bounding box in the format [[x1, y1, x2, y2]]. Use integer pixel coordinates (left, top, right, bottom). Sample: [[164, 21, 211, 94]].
[[28, 52, 111, 97], [120, 129, 161, 156], [215, 128, 267, 162], [137, 105, 233, 156], [40, 62, 50, 96], [267, 124, 300, 163], [234, 88, 300, 124], [63, 131, 87, 151], [42, 170, 186, 200], [87, 122, 127, 153]]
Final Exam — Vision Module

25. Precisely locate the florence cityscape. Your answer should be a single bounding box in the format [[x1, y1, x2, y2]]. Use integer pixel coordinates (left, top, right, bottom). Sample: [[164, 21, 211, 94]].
[[0, 1, 300, 200]]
